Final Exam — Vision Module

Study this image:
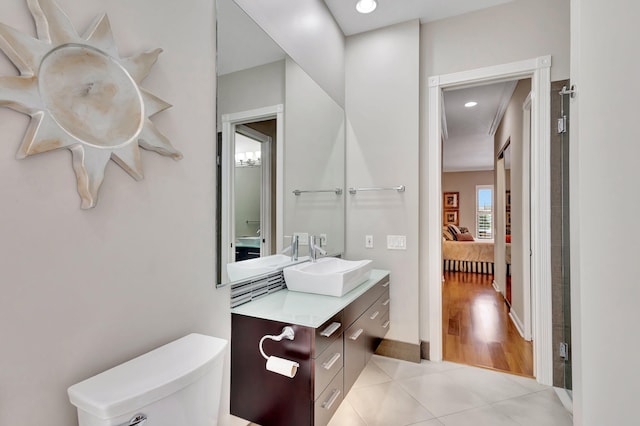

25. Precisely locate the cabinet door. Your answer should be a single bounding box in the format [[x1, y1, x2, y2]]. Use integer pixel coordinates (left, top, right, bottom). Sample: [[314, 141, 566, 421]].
[[344, 317, 366, 394]]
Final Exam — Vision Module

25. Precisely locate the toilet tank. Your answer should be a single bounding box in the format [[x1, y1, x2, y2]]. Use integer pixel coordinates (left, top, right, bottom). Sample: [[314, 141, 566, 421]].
[[68, 333, 227, 426]]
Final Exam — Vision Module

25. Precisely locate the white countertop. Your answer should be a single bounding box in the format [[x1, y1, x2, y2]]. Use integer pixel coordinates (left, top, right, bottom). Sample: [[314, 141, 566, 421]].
[[231, 269, 390, 328]]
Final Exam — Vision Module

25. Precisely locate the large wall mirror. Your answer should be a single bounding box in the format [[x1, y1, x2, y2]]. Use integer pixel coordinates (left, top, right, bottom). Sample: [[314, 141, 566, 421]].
[[216, 0, 345, 286]]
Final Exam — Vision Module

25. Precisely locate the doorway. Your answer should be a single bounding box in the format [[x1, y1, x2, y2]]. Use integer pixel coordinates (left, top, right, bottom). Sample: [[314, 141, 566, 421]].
[[440, 78, 534, 376], [233, 124, 273, 261], [427, 56, 554, 385]]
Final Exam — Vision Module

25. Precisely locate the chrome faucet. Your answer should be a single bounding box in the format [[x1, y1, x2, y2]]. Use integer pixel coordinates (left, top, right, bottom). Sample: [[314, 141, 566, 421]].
[[291, 234, 299, 261], [309, 235, 327, 262], [282, 235, 299, 261]]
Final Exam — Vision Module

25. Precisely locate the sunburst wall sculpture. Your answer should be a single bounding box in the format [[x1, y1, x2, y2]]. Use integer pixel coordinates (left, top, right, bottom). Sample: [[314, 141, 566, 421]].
[[0, 0, 182, 209]]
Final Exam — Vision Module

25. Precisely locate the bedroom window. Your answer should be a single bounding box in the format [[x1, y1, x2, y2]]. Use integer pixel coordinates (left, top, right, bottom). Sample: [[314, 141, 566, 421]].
[[476, 185, 493, 239]]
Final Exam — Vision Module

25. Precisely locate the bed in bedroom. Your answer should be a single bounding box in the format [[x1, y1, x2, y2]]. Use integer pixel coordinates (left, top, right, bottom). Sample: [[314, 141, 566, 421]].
[[442, 225, 511, 275]]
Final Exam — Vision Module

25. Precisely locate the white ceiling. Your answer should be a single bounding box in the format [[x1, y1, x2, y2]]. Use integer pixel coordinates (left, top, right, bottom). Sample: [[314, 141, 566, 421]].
[[442, 81, 517, 172], [323, 0, 514, 36]]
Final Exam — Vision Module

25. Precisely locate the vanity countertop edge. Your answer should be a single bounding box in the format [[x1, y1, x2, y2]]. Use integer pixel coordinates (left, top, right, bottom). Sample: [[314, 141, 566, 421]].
[[230, 269, 390, 328]]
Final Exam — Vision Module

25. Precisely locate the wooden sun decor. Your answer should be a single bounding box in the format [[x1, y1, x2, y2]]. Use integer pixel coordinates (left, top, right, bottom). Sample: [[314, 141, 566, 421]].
[[0, 0, 181, 209]]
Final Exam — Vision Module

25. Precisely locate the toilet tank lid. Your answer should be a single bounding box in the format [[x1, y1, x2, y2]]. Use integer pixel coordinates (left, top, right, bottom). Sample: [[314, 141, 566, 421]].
[[67, 333, 227, 420]]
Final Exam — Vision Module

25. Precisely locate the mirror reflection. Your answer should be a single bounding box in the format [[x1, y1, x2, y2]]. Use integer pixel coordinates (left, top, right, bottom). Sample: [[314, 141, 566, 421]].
[[216, 0, 345, 286]]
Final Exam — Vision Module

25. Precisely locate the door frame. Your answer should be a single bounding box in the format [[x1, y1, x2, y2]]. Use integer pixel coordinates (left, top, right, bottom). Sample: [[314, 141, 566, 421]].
[[427, 56, 553, 385]]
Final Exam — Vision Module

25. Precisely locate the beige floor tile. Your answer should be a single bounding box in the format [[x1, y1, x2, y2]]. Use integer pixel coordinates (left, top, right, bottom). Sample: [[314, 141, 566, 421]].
[[491, 389, 573, 426], [371, 355, 463, 380], [397, 372, 488, 418], [441, 366, 533, 403], [352, 360, 393, 389], [347, 381, 436, 426], [328, 400, 367, 426], [438, 405, 518, 426]]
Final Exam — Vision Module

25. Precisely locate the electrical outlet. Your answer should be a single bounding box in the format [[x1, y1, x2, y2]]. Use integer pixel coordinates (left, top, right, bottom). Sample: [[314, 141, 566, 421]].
[[293, 232, 309, 246], [320, 233, 327, 246], [365, 235, 374, 248]]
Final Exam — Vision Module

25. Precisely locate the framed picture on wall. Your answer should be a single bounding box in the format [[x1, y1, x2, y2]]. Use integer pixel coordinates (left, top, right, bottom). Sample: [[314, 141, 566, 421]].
[[443, 210, 459, 226], [443, 192, 459, 209]]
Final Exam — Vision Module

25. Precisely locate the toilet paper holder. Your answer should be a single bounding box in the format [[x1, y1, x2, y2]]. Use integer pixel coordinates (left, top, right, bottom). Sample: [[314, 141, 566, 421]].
[[259, 326, 299, 378], [259, 326, 295, 360]]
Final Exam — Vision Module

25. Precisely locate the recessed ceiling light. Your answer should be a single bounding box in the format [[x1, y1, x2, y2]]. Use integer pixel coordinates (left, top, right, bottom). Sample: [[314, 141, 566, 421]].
[[356, 0, 377, 14], [464, 101, 478, 108]]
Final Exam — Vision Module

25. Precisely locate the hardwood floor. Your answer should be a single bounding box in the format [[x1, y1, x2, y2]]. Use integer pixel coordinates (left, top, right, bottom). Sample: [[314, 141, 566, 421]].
[[442, 271, 534, 377]]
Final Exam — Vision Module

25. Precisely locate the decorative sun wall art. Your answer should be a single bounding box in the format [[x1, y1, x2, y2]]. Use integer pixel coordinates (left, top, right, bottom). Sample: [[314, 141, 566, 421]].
[[0, 0, 182, 209]]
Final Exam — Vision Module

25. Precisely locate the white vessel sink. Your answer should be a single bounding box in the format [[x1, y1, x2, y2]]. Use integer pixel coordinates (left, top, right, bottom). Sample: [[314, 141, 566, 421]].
[[227, 254, 307, 282], [283, 257, 373, 297]]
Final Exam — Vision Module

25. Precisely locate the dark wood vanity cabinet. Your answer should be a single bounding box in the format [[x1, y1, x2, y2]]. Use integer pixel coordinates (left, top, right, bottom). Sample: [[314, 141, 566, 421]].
[[231, 274, 390, 426], [344, 281, 390, 394]]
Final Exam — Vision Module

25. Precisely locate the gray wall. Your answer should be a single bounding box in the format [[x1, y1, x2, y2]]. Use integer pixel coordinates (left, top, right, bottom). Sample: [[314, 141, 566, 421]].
[[442, 170, 495, 238], [494, 79, 532, 329], [0, 1, 229, 425], [284, 57, 345, 256], [570, 0, 640, 422], [419, 0, 571, 344], [217, 60, 285, 126], [233, 0, 345, 107], [235, 166, 261, 237], [345, 20, 421, 345]]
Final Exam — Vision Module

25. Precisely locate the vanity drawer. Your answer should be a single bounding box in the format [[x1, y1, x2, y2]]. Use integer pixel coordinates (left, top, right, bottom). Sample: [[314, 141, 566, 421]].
[[376, 289, 391, 314], [380, 311, 390, 336], [343, 275, 389, 328], [314, 336, 343, 400], [314, 368, 343, 426], [314, 311, 343, 357]]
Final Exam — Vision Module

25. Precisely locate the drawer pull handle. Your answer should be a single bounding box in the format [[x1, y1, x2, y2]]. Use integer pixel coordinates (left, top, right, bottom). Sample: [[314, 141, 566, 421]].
[[322, 353, 341, 370], [382, 281, 390, 288], [382, 320, 390, 329], [320, 322, 341, 337], [382, 298, 390, 306], [349, 328, 364, 340], [322, 389, 341, 410], [370, 311, 380, 320]]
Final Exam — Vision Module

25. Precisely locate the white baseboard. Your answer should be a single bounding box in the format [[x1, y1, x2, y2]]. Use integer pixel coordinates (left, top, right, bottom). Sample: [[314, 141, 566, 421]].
[[509, 310, 526, 339], [492, 280, 499, 292]]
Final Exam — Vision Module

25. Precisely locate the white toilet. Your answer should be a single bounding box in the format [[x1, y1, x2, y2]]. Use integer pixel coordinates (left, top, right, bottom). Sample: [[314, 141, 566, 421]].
[[68, 333, 227, 426]]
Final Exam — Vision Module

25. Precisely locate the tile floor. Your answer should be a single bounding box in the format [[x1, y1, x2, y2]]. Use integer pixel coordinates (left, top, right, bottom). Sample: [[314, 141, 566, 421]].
[[227, 355, 573, 426], [329, 355, 573, 426]]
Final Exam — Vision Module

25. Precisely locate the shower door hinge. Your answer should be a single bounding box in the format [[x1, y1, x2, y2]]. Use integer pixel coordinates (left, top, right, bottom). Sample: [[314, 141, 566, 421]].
[[559, 342, 569, 360], [557, 116, 568, 134], [559, 84, 577, 98]]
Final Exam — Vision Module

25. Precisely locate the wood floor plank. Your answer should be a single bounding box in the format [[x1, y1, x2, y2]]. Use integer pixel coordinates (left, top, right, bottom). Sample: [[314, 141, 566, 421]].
[[442, 271, 534, 377]]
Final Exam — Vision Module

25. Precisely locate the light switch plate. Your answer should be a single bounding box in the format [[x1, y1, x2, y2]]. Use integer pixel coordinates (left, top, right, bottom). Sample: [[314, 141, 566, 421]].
[[387, 235, 407, 250], [294, 232, 309, 246], [365, 235, 374, 248]]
